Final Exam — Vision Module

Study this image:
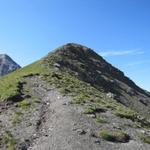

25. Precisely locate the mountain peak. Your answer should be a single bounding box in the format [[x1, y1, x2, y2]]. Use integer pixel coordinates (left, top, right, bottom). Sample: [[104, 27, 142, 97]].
[[0, 54, 21, 76], [49, 43, 104, 68], [0, 53, 9, 58], [53, 43, 98, 56]]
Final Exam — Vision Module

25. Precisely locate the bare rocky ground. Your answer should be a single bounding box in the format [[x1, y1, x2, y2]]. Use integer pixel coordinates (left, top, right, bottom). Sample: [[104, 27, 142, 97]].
[[0, 76, 150, 150]]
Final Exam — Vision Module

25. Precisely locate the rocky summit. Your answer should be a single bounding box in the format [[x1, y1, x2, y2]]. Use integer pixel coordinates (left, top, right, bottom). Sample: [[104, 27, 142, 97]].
[[0, 43, 150, 150], [0, 54, 21, 76]]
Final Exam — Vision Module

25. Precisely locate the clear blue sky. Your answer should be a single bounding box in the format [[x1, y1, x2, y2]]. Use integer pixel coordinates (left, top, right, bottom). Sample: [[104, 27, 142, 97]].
[[0, 0, 150, 91]]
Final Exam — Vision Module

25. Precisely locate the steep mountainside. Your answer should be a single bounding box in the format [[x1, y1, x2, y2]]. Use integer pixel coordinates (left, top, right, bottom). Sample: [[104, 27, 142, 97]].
[[0, 43, 150, 150], [45, 43, 150, 116], [0, 54, 21, 76]]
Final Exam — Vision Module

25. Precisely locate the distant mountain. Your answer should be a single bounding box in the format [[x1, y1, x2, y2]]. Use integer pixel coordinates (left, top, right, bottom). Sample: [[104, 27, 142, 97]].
[[0, 54, 21, 76], [0, 43, 150, 150]]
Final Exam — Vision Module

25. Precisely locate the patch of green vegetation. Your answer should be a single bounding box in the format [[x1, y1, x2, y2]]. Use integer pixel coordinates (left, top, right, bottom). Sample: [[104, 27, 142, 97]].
[[140, 135, 150, 144], [115, 106, 138, 121], [114, 106, 150, 128], [95, 116, 107, 123], [18, 97, 40, 110], [11, 111, 23, 125], [18, 100, 31, 109], [138, 118, 150, 129], [72, 95, 86, 104], [130, 122, 142, 128], [121, 122, 141, 129], [84, 107, 95, 114], [42, 70, 104, 105], [3, 131, 17, 150], [98, 129, 130, 143], [27, 122, 33, 127], [142, 136, 150, 144], [33, 98, 41, 104], [84, 105, 106, 114]]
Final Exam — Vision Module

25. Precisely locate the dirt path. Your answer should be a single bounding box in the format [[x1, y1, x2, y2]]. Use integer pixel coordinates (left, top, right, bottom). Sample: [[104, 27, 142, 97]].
[[28, 85, 101, 150], [13, 76, 148, 150]]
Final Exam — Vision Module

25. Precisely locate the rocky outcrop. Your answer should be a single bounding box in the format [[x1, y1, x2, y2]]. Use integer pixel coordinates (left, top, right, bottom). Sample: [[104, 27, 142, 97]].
[[0, 54, 21, 76]]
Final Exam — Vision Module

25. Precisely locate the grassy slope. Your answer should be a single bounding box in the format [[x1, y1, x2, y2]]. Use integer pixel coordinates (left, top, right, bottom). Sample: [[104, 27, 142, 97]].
[[0, 60, 46, 101]]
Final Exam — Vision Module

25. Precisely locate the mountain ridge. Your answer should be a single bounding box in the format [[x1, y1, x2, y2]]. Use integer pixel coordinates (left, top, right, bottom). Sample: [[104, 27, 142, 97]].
[[0, 43, 150, 150]]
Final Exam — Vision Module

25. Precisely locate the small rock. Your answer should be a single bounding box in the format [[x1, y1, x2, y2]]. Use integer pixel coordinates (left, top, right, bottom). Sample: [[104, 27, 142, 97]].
[[94, 139, 101, 144], [96, 70, 102, 74], [45, 134, 49, 137], [113, 124, 121, 130], [87, 114, 96, 118], [139, 130, 146, 134], [53, 63, 60, 68], [86, 129, 91, 132], [90, 132, 97, 138], [14, 103, 18, 107], [76, 129, 86, 135], [106, 92, 115, 99], [25, 139, 30, 143], [19, 144, 28, 150], [49, 127, 53, 131], [46, 102, 50, 105], [72, 127, 77, 131], [73, 123, 77, 126], [54, 67, 59, 71], [75, 72, 78, 76], [36, 120, 42, 127], [62, 103, 67, 105]]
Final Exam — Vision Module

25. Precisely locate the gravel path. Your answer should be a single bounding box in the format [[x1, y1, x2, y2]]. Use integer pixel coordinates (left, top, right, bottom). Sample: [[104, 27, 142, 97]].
[[28, 88, 102, 150], [26, 77, 150, 150]]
